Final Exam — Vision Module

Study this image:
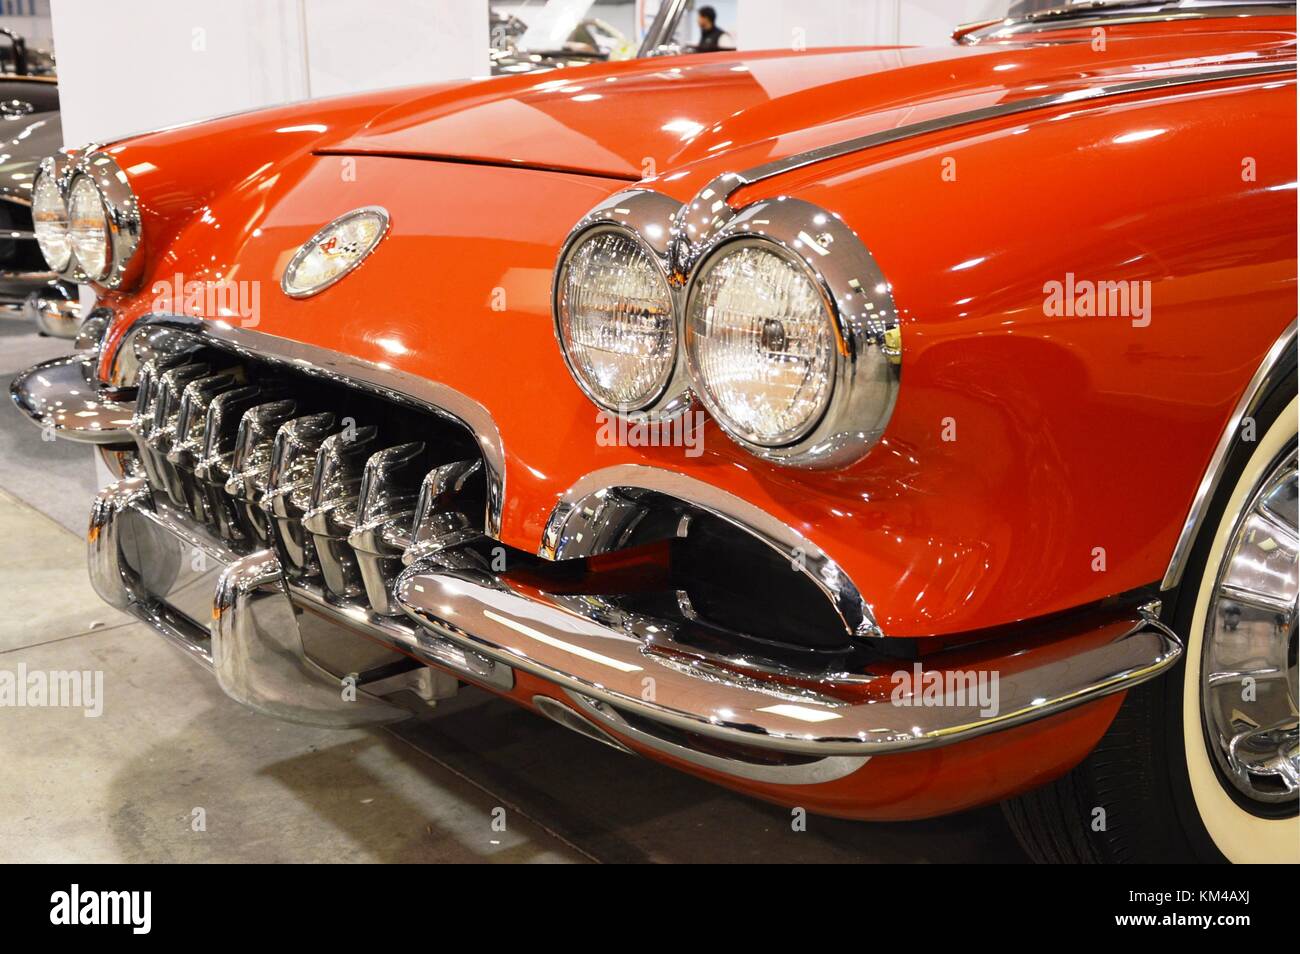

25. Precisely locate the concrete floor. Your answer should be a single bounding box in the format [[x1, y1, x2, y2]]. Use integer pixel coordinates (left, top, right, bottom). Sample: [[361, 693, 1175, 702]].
[[0, 316, 1027, 863]]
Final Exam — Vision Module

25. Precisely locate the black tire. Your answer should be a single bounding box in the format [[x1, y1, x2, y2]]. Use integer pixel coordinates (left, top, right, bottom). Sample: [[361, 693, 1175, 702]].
[[1002, 346, 1297, 864]]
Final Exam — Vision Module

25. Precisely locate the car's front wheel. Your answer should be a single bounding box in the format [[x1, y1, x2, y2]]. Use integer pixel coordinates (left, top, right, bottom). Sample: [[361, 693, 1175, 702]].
[[1003, 382, 1298, 864]]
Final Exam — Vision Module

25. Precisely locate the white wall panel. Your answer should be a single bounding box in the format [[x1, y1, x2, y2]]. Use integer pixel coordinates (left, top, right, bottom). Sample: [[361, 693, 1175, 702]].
[[736, 0, 1007, 50], [50, 0, 307, 147], [304, 0, 489, 98], [49, 0, 487, 148]]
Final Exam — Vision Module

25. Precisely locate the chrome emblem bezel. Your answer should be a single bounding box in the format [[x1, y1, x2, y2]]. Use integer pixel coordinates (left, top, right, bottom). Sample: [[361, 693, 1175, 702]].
[[281, 206, 391, 299]]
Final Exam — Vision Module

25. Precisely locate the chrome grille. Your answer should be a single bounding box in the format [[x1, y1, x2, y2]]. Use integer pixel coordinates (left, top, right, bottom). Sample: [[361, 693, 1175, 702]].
[[128, 336, 488, 618]]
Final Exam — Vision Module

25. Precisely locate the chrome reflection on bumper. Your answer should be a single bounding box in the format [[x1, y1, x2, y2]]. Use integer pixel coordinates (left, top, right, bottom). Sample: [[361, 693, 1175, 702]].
[[87, 477, 512, 727], [395, 560, 1183, 761], [213, 548, 407, 727], [10, 352, 134, 444], [23, 283, 83, 338], [89, 476, 226, 668]]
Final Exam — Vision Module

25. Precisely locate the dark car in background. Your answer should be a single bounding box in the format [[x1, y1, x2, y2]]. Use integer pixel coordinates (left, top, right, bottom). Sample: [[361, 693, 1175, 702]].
[[0, 29, 78, 336]]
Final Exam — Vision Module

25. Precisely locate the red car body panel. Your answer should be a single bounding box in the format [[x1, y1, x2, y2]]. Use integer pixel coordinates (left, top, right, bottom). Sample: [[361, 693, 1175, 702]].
[[77, 16, 1296, 818], [516, 665, 1124, 820]]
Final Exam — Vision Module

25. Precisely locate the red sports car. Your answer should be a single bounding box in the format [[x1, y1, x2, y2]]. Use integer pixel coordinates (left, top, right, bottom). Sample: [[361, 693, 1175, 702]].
[[12, 0, 1297, 863]]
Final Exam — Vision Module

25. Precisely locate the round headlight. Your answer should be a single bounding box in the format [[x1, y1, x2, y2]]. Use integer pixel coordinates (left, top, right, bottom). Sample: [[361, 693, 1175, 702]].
[[32, 170, 71, 271], [68, 175, 111, 281], [556, 227, 675, 412], [686, 240, 834, 446]]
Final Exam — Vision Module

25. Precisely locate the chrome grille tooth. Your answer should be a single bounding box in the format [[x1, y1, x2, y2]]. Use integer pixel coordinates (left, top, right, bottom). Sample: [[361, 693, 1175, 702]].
[[132, 352, 206, 498], [225, 399, 301, 546], [226, 400, 300, 497], [169, 373, 240, 468], [402, 458, 486, 567], [262, 412, 338, 580], [131, 361, 159, 439], [195, 385, 265, 483], [167, 372, 241, 522], [196, 385, 272, 545], [307, 426, 382, 520], [148, 362, 212, 509], [132, 351, 198, 439], [303, 425, 381, 599], [348, 441, 427, 615], [131, 367, 159, 487], [149, 363, 211, 451]]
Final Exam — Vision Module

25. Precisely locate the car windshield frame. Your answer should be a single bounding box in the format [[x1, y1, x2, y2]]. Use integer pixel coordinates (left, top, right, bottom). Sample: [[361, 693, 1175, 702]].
[[962, 0, 1295, 42]]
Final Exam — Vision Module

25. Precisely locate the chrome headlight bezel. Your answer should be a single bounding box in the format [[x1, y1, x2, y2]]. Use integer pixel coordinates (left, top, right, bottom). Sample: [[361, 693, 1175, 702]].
[[552, 189, 692, 419], [37, 149, 143, 289], [682, 198, 900, 468], [553, 186, 901, 469]]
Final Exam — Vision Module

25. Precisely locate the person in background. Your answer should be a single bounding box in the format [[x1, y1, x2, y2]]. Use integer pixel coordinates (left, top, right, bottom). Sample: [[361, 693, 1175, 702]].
[[695, 5, 731, 52]]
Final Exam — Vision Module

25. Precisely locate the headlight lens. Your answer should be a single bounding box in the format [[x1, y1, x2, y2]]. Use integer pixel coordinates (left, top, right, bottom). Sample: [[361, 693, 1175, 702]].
[[32, 170, 71, 271], [556, 228, 675, 411], [68, 175, 111, 281], [686, 241, 834, 446]]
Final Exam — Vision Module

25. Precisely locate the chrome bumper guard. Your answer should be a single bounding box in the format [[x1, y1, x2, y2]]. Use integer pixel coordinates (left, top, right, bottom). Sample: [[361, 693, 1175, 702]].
[[10, 352, 134, 444], [88, 477, 510, 727], [23, 284, 83, 338], [395, 561, 1183, 760]]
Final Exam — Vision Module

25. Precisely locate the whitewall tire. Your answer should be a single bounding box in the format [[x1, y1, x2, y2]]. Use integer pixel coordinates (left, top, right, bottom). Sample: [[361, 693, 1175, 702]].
[[1003, 363, 1297, 863], [1180, 397, 1298, 863]]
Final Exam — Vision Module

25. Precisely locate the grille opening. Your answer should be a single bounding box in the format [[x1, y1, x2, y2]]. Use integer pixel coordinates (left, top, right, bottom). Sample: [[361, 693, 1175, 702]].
[[128, 330, 867, 679], [670, 512, 851, 653], [129, 333, 495, 635], [174, 343, 483, 474], [507, 495, 867, 674]]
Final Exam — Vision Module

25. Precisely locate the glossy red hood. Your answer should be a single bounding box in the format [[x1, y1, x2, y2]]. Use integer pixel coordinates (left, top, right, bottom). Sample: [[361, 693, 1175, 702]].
[[321, 19, 1296, 182]]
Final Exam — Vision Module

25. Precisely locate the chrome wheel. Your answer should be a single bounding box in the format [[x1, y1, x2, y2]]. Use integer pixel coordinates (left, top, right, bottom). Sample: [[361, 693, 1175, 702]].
[[1201, 447, 1299, 808]]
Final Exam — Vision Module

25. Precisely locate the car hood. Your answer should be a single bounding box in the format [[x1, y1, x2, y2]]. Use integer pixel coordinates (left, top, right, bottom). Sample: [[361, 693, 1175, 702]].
[[320, 22, 1296, 181]]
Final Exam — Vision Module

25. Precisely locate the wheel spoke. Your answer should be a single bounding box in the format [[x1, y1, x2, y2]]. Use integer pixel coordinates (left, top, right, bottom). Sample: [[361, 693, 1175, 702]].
[[1201, 449, 1300, 808], [1205, 666, 1286, 687], [1259, 464, 1299, 533], [1253, 501, 1300, 552], [1219, 580, 1297, 618]]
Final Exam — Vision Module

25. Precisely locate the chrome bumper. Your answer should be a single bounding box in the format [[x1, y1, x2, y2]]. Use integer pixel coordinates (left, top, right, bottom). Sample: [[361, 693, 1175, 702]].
[[88, 477, 511, 727], [9, 352, 134, 444], [23, 283, 83, 338], [0, 265, 59, 315], [32, 318, 1185, 786], [395, 562, 1183, 758]]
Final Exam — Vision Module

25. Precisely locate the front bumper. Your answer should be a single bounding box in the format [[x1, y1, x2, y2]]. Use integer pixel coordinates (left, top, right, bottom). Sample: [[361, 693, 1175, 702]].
[[9, 352, 135, 444], [394, 562, 1181, 758], [85, 466, 1182, 772], [21, 280, 83, 338], [88, 476, 514, 727], [13, 329, 1185, 807], [83, 469, 1182, 794]]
